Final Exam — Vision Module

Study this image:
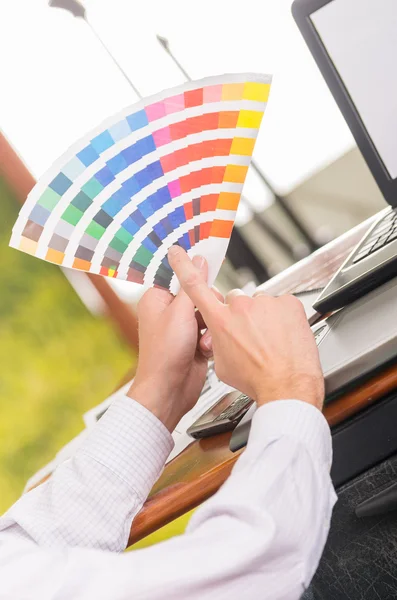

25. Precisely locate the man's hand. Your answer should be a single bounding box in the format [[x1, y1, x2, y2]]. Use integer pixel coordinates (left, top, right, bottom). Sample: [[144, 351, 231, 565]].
[[128, 256, 221, 431], [168, 246, 324, 410]]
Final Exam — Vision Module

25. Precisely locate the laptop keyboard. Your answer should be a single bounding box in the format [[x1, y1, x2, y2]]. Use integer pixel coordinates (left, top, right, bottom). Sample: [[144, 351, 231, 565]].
[[353, 210, 397, 264]]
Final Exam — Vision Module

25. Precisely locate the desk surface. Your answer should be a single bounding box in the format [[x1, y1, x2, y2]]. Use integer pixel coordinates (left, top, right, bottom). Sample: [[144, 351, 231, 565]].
[[128, 212, 397, 545]]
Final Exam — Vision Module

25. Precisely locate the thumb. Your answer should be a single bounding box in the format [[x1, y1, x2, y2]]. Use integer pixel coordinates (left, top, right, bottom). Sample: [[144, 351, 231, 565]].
[[137, 287, 174, 321]]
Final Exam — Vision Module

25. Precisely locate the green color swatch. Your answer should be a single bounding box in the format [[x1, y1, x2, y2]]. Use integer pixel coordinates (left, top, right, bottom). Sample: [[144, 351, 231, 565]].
[[133, 245, 153, 267], [62, 205, 83, 226], [85, 221, 106, 240], [109, 237, 128, 253], [82, 177, 104, 200], [72, 191, 92, 212], [115, 228, 134, 245], [38, 188, 61, 211]]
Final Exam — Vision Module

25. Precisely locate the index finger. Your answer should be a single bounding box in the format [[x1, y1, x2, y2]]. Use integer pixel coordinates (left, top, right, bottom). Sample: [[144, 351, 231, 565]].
[[168, 246, 222, 325]]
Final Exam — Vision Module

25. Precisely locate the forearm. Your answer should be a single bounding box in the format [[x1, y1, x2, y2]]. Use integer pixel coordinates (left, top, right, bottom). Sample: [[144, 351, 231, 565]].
[[0, 396, 173, 551]]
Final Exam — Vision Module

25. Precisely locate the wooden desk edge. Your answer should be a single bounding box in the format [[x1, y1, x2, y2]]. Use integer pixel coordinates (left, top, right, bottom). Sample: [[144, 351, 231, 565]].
[[129, 455, 239, 544]]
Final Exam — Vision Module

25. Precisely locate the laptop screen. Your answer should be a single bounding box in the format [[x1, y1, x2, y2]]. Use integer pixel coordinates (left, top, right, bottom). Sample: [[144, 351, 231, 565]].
[[311, 0, 397, 180]]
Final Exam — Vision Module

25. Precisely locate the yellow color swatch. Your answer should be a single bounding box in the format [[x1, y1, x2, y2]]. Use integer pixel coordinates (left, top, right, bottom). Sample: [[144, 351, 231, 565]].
[[46, 248, 64, 265], [243, 82, 271, 102], [217, 192, 241, 210], [222, 83, 245, 101], [224, 164, 248, 183], [230, 137, 256, 156], [237, 110, 263, 129], [19, 236, 38, 255]]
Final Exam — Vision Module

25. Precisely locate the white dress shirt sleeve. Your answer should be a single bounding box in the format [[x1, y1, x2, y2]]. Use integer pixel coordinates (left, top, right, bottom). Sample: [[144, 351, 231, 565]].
[[0, 397, 337, 600], [0, 396, 174, 551]]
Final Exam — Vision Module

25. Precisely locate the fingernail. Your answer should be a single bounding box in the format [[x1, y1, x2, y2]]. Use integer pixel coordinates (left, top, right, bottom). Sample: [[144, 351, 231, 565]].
[[203, 333, 212, 350], [168, 245, 181, 258], [192, 255, 205, 269]]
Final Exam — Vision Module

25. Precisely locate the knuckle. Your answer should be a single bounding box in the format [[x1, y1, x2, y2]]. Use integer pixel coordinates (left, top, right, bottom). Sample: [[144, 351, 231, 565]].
[[226, 288, 243, 302], [281, 294, 304, 310], [254, 292, 275, 303], [231, 296, 252, 311], [252, 289, 268, 299]]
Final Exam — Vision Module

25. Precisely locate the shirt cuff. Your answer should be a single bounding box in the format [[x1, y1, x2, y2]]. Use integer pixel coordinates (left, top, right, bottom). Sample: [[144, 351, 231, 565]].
[[76, 395, 174, 501], [249, 400, 332, 472]]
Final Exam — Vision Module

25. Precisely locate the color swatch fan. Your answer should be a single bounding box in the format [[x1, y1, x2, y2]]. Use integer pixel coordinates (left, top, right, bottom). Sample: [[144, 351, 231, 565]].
[[10, 73, 271, 293]]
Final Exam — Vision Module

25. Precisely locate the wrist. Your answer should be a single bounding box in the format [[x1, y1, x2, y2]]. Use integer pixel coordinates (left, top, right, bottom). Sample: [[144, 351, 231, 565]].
[[254, 373, 325, 410], [127, 378, 182, 432]]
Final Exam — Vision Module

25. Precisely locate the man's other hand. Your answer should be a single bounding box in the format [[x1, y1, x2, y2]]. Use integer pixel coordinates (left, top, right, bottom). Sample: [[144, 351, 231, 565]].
[[128, 256, 222, 431], [168, 246, 324, 410]]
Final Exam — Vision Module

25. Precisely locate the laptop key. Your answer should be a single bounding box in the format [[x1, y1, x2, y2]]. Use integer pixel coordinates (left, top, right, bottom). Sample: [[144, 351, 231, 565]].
[[358, 242, 375, 254], [353, 248, 373, 264], [374, 223, 391, 234], [371, 233, 390, 252]]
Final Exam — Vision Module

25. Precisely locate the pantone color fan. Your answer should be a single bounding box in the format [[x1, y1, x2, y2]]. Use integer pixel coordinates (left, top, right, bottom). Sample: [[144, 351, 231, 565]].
[[10, 74, 271, 292]]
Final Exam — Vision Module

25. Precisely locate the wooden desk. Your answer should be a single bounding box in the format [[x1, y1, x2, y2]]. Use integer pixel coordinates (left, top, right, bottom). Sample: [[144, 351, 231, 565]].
[[128, 211, 397, 546]]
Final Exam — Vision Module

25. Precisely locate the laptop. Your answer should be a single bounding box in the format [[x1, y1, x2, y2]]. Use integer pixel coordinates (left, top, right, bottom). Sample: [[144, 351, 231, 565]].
[[292, 0, 397, 314]]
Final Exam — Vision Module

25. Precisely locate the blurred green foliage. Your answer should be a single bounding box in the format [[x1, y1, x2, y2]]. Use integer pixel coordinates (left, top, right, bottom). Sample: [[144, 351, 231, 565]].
[[0, 178, 134, 512]]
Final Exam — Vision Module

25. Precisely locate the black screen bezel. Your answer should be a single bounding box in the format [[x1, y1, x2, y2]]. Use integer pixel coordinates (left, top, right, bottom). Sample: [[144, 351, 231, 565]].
[[291, 0, 397, 208]]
